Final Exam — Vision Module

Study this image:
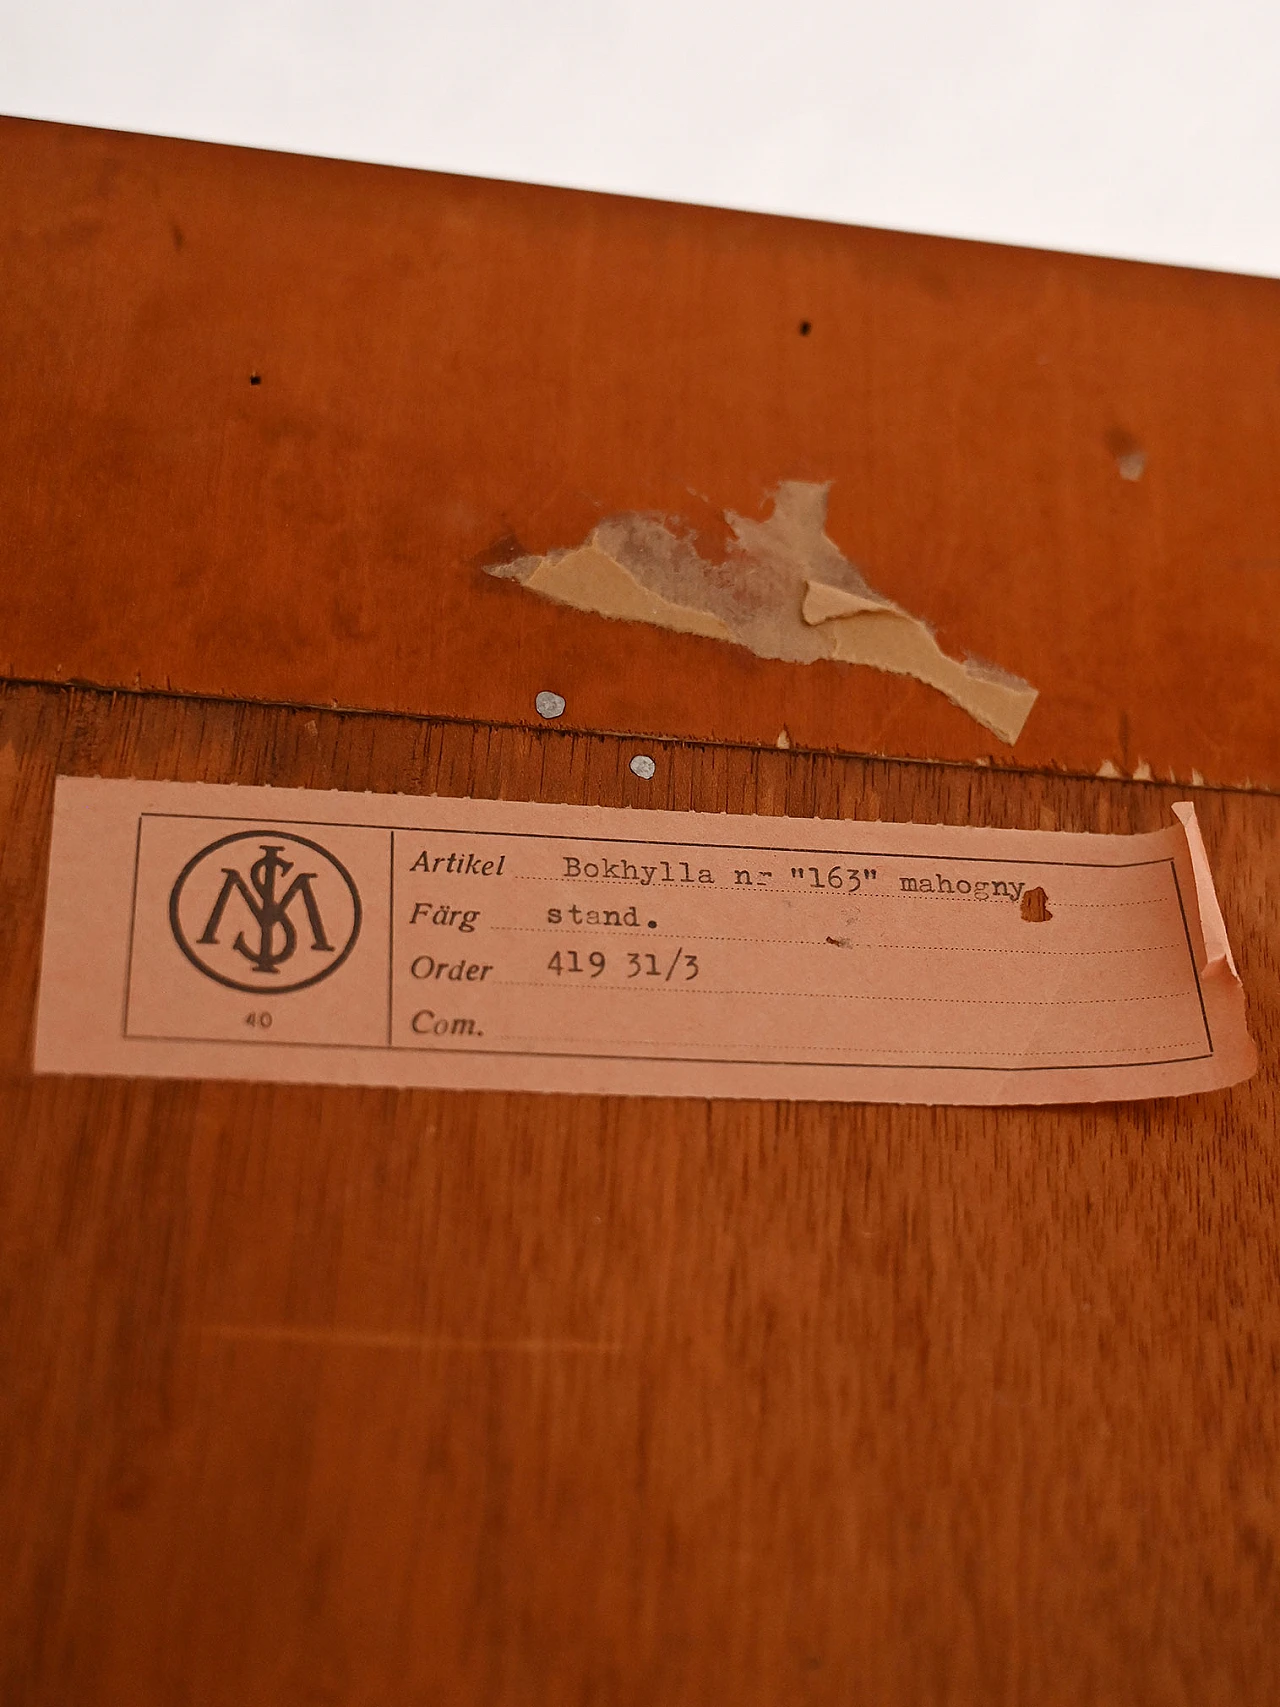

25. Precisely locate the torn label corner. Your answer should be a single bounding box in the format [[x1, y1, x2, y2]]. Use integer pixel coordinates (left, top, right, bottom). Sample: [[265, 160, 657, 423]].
[[1172, 801, 1240, 980]]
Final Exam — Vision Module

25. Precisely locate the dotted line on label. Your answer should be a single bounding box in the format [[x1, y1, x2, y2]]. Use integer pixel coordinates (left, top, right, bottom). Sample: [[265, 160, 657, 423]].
[[488, 925, 1182, 956], [508, 876, 1168, 906], [499, 1037, 1203, 1058], [493, 982, 1195, 1005]]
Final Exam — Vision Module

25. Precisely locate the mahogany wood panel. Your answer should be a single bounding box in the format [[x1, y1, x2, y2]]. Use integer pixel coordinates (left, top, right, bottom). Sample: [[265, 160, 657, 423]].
[[2, 681, 1278, 1706], [3, 120, 1280, 786]]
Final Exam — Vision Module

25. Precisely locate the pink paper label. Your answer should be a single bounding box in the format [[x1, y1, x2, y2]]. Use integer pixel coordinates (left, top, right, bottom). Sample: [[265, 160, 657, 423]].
[[33, 778, 1256, 1104]]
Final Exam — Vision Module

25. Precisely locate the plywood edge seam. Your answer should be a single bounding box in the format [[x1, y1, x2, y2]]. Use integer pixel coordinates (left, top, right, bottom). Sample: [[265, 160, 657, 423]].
[[2, 676, 1268, 801]]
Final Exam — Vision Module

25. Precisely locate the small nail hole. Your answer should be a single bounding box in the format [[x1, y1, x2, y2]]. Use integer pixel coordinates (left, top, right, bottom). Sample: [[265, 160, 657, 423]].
[[799, 321, 812, 336], [249, 372, 262, 385]]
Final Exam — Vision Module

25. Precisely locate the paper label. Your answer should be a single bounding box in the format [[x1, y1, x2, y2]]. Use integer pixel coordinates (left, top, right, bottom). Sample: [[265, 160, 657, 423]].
[[33, 777, 1256, 1104]]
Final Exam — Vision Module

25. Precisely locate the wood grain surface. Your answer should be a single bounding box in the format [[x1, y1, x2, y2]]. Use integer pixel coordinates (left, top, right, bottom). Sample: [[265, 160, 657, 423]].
[[3, 681, 1278, 1706], [4, 119, 1280, 786]]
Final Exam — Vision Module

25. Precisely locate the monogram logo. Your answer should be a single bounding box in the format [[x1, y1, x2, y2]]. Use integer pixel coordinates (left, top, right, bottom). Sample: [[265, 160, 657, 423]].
[[169, 830, 361, 993]]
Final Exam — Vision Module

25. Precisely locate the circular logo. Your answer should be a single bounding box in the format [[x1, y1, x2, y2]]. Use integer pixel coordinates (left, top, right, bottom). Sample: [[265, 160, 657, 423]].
[[169, 829, 362, 994]]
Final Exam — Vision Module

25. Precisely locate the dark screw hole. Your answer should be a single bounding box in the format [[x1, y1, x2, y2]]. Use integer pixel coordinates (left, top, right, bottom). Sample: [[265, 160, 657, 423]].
[[799, 321, 812, 335], [249, 372, 262, 385]]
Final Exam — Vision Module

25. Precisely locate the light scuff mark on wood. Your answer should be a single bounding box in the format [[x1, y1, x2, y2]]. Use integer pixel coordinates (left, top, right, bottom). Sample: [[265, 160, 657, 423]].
[[1106, 427, 1147, 482], [486, 481, 1037, 744]]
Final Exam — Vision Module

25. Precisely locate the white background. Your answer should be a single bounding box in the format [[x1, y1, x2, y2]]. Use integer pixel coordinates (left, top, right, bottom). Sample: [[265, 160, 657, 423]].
[[2, 0, 1278, 278]]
